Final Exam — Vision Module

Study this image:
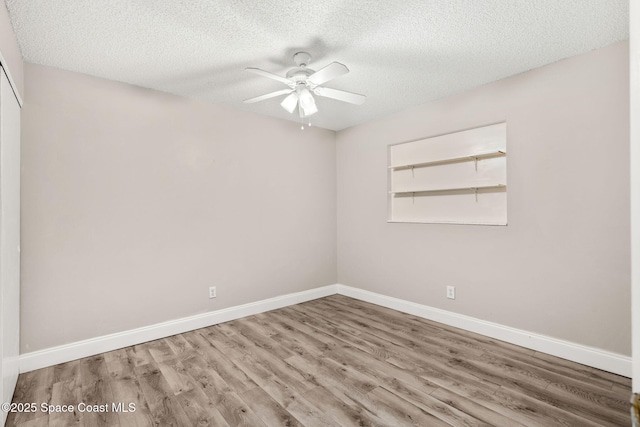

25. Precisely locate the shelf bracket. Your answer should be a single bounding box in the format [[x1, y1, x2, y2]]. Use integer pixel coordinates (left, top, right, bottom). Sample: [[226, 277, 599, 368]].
[[474, 156, 478, 171], [474, 188, 478, 202], [411, 165, 415, 178]]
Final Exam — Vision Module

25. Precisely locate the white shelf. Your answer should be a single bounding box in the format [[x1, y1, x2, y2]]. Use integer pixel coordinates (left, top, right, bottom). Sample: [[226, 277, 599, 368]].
[[389, 150, 505, 171], [388, 122, 507, 225], [389, 183, 506, 195], [387, 220, 508, 226]]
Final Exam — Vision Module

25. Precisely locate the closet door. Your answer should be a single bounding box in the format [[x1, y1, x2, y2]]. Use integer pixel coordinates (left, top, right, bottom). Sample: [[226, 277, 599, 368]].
[[0, 65, 21, 425]]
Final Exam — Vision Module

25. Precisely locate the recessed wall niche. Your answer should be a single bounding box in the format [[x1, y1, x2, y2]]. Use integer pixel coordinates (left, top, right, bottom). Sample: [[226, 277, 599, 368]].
[[388, 122, 507, 225]]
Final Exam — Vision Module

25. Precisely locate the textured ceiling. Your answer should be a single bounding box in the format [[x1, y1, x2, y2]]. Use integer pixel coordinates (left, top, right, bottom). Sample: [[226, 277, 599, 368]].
[[5, 0, 629, 131]]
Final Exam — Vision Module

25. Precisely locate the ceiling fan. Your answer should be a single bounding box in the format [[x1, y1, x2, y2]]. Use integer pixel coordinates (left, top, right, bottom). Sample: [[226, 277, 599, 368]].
[[243, 52, 366, 119]]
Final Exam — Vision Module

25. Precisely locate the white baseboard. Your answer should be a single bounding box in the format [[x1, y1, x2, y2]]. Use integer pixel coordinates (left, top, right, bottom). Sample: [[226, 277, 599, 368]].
[[19, 285, 338, 373], [19, 283, 631, 378], [336, 284, 632, 377]]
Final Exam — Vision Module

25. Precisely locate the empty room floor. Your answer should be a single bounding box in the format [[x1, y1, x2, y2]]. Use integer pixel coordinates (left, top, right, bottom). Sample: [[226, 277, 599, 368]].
[[6, 295, 631, 426]]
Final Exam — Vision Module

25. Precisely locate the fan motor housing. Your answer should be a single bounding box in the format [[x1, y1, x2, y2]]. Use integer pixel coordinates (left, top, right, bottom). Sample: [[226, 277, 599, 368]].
[[286, 67, 315, 83]]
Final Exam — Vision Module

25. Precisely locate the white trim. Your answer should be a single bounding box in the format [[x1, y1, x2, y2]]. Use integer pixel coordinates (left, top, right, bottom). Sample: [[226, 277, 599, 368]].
[[19, 283, 631, 377], [0, 53, 23, 107], [630, 0, 640, 393], [336, 284, 632, 377], [19, 285, 338, 373]]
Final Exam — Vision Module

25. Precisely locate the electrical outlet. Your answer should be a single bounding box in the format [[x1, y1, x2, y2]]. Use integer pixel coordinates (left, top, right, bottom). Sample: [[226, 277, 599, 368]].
[[209, 286, 217, 299], [446, 286, 456, 300]]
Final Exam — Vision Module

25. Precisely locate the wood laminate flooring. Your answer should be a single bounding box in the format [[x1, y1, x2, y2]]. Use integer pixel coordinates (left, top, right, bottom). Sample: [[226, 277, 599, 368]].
[[6, 295, 632, 426]]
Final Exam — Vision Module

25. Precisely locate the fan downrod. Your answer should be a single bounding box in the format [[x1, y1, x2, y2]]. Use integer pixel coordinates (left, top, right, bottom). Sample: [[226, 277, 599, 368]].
[[293, 52, 312, 68]]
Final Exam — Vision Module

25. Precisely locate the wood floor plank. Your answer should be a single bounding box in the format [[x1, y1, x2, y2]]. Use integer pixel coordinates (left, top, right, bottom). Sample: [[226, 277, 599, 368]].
[[173, 354, 234, 426], [239, 387, 303, 427], [200, 334, 310, 402], [177, 352, 266, 426], [181, 331, 259, 394], [324, 295, 536, 357], [260, 310, 342, 356], [365, 386, 451, 427], [268, 310, 441, 397], [292, 302, 505, 396], [544, 381, 630, 425], [102, 348, 154, 427], [108, 375, 154, 427], [287, 304, 399, 359], [429, 387, 528, 427], [492, 385, 613, 427], [484, 349, 631, 409], [124, 346, 153, 368], [328, 295, 617, 401], [245, 314, 326, 359], [103, 349, 132, 379], [222, 319, 297, 361], [285, 354, 389, 423], [78, 355, 120, 427], [134, 364, 192, 427], [302, 386, 391, 427], [7, 295, 632, 427], [143, 339, 177, 364], [312, 298, 485, 358], [198, 326, 251, 360], [534, 350, 632, 389], [203, 325, 318, 395], [163, 334, 196, 361], [445, 354, 628, 426], [319, 296, 623, 418], [166, 355, 231, 427], [249, 376, 339, 427], [13, 418, 49, 427], [156, 360, 196, 396], [195, 383, 267, 427], [307, 298, 631, 425], [311, 300, 555, 394], [174, 386, 231, 427], [6, 368, 53, 426], [266, 311, 490, 426], [48, 380, 82, 427], [287, 353, 377, 398], [10, 368, 54, 403], [613, 382, 634, 395]]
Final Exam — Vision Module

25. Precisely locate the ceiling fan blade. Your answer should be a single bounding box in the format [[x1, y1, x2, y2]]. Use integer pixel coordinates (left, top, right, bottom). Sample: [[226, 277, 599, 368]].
[[307, 62, 349, 85], [280, 92, 298, 113], [243, 88, 293, 104], [313, 86, 366, 105], [246, 68, 294, 87]]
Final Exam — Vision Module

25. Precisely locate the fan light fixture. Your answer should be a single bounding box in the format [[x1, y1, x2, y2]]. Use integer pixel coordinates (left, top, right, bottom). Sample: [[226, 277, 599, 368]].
[[297, 86, 317, 117]]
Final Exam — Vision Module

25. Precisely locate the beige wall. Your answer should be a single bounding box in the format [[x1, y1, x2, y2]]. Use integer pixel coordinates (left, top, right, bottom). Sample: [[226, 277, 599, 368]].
[[0, 1, 22, 98], [21, 63, 337, 352], [336, 41, 631, 355]]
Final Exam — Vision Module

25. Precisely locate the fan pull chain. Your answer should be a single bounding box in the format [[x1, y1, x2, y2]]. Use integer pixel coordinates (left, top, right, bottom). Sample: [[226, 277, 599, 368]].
[[300, 117, 312, 130]]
